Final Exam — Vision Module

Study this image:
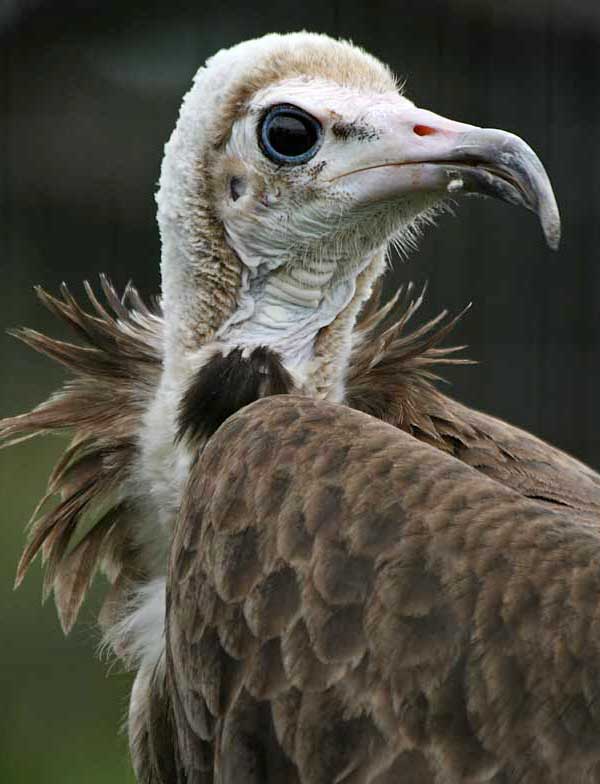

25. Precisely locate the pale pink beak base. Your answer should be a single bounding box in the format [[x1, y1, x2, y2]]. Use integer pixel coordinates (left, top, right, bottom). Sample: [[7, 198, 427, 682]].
[[330, 102, 561, 250]]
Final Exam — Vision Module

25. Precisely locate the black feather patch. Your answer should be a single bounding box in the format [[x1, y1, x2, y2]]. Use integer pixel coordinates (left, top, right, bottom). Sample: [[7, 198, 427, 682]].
[[177, 347, 294, 443]]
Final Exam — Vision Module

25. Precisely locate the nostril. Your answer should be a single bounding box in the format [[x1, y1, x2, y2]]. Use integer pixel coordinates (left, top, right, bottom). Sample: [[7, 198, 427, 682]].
[[413, 124, 437, 137]]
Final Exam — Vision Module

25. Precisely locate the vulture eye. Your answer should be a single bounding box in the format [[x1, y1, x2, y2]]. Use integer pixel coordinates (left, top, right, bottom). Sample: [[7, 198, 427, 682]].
[[259, 104, 322, 165]]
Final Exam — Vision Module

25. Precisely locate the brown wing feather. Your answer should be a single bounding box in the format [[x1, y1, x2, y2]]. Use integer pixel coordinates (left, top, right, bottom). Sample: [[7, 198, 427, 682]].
[[444, 397, 600, 515], [1, 278, 162, 632], [167, 395, 600, 784]]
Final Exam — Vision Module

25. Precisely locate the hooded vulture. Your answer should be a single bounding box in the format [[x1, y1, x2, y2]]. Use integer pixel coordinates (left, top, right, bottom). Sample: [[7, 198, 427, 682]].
[[5, 31, 600, 784]]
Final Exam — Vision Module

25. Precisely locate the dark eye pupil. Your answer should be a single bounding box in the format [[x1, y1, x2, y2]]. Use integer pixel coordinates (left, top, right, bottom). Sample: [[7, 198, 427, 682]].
[[267, 114, 316, 157], [260, 105, 322, 165]]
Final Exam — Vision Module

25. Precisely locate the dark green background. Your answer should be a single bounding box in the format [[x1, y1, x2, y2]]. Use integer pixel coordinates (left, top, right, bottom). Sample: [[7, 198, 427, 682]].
[[1, 1, 598, 781]]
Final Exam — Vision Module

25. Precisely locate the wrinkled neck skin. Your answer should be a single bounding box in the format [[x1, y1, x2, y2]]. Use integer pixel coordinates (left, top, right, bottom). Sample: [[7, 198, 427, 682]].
[[217, 262, 355, 373], [163, 227, 385, 402], [196, 248, 385, 392]]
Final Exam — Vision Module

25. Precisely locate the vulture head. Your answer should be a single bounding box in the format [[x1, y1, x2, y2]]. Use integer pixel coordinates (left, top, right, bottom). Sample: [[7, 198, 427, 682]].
[[157, 32, 559, 406]]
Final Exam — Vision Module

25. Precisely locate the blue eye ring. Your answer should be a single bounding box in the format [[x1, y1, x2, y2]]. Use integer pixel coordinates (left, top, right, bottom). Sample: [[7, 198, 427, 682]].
[[259, 104, 323, 166]]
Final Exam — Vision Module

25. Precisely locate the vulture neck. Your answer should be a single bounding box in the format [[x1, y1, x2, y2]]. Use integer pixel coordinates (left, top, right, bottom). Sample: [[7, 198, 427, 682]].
[[160, 237, 387, 402]]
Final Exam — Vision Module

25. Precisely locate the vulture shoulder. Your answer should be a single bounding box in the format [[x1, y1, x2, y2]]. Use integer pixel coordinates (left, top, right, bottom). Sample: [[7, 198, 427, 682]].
[[347, 288, 600, 522], [445, 397, 600, 517], [164, 394, 600, 784]]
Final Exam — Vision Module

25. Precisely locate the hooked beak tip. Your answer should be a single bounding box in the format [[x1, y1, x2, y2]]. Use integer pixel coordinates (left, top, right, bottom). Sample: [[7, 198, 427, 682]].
[[453, 128, 561, 251], [539, 198, 561, 251]]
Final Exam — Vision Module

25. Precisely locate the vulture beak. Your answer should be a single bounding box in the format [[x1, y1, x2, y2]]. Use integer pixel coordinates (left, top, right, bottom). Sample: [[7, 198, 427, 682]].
[[329, 102, 561, 250]]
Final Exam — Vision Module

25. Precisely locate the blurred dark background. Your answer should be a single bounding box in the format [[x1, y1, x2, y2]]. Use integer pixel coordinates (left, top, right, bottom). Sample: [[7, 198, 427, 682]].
[[1, 1, 598, 781]]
